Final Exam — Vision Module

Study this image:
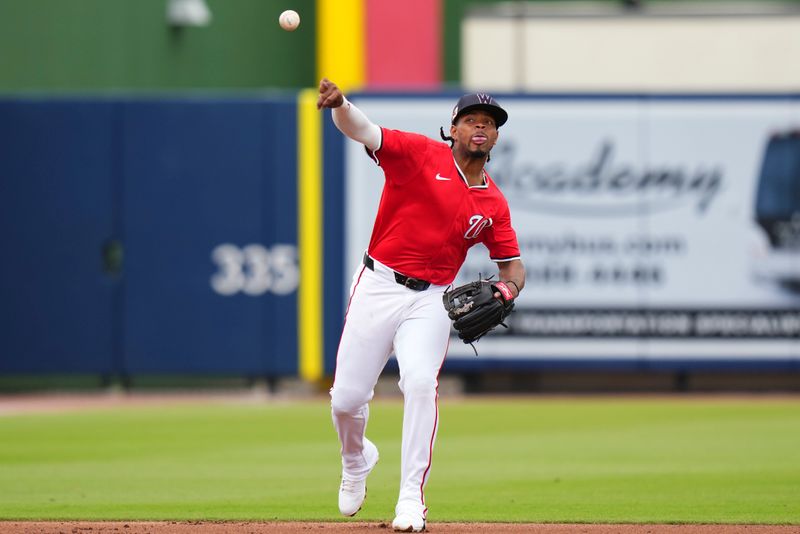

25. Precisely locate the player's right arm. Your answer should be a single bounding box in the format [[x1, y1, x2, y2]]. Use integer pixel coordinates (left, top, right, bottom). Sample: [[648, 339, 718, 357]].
[[317, 78, 381, 151]]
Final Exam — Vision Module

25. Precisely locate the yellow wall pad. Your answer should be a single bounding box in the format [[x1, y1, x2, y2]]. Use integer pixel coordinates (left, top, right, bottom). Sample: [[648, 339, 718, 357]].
[[298, 88, 323, 382], [317, 0, 365, 90]]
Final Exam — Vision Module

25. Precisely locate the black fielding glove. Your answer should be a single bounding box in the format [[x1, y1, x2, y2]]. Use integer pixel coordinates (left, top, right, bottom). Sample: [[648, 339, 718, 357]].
[[442, 280, 515, 345]]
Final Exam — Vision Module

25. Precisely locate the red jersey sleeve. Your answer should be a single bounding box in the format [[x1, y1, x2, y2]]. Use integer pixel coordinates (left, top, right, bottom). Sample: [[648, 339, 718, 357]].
[[366, 128, 431, 185], [483, 201, 521, 262]]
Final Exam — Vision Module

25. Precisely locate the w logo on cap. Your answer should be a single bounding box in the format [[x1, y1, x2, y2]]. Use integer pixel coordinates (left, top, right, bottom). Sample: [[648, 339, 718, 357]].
[[476, 93, 493, 104]]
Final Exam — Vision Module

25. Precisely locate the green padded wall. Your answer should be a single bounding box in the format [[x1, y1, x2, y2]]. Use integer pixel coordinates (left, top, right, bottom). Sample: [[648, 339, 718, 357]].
[[0, 0, 316, 91]]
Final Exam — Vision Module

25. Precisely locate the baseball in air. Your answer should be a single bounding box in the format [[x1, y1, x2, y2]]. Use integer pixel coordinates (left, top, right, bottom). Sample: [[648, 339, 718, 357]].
[[279, 10, 300, 31]]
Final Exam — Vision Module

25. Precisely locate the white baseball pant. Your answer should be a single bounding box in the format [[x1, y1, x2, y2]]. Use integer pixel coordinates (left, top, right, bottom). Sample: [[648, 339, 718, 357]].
[[330, 255, 451, 517]]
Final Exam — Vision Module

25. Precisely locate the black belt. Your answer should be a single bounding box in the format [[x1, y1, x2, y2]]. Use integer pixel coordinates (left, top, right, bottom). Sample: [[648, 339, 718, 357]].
[[363, 253, 431, 291]]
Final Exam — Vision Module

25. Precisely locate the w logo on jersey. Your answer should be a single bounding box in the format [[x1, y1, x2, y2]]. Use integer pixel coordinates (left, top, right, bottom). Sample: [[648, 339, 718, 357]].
[[464, 214, 493, 239], [476, 93, 493, 104]]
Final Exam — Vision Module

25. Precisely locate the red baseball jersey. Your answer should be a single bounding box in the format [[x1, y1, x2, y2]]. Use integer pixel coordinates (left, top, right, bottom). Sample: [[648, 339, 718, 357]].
[[365, 127, 520, 286]]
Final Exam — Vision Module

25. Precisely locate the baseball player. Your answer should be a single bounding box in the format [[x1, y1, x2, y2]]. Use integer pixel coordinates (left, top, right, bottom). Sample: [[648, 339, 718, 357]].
[[317, 78, 525, 532]]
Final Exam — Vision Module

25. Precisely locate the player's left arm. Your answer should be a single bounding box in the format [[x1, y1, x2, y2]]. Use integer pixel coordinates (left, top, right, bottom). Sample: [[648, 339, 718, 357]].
[[485, 199, 524, 299], [497, 259, 525, 299]]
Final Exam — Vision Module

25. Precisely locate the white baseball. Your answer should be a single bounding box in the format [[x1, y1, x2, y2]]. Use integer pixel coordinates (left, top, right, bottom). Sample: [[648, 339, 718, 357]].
[[279, 10, 300, 31]]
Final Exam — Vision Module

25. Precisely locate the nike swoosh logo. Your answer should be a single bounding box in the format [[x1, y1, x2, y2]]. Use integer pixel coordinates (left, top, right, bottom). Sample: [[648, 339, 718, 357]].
[[435, 173, 451, 181]]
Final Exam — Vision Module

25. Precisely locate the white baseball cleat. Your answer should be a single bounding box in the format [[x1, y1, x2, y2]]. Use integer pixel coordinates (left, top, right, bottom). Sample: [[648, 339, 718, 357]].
[[391, 511, 426, 532], [338, 439, 379, 517]]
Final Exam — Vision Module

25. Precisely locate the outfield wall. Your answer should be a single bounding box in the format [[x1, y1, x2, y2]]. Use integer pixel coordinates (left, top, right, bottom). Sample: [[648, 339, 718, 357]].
[[334, 93, 800, 373], [1, 94, 799, 380], [0, 97, 299, 377]]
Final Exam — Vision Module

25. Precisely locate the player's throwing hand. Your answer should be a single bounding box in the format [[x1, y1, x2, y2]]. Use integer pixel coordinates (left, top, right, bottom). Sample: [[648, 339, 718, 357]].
[[317, 78, 344, 109]]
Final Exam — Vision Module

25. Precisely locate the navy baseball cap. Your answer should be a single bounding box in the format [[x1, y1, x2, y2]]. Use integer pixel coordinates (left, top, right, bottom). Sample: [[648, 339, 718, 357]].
[[451, 93, 508, 128]]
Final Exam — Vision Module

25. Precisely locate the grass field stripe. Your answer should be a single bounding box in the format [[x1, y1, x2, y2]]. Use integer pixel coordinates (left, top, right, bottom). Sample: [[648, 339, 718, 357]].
[[1, 398, 798, 522], [298, 88, 323, 382], [316, 0, 365, 90]]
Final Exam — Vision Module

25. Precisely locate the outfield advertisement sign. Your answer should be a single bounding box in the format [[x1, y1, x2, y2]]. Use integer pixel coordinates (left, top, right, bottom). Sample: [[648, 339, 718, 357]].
[[345, 95, 800, 362]]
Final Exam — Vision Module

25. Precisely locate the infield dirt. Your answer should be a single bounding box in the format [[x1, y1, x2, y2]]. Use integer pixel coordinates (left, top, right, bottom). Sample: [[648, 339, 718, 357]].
[[1, 521, 799, 533]]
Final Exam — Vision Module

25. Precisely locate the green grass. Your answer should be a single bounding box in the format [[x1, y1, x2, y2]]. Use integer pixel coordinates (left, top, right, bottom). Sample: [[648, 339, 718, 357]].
[[0, 396, 798, 523]]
